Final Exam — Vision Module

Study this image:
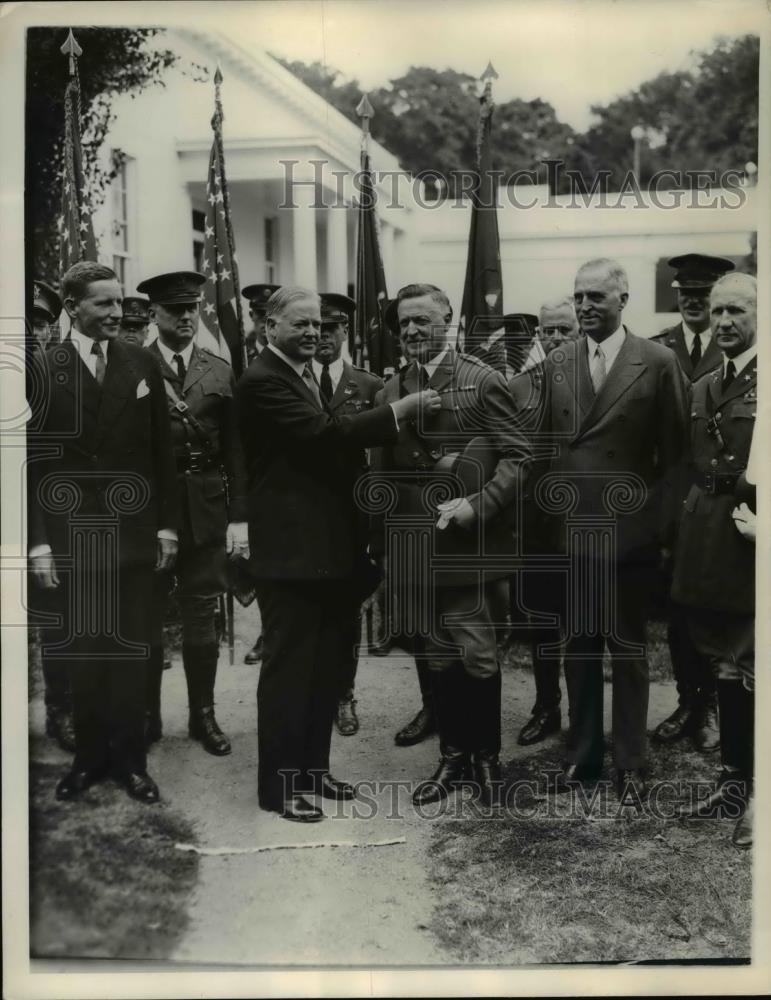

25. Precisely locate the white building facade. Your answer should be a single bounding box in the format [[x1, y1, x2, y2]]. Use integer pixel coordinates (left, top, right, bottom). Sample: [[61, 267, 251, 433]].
[[92, 29, 757, 340]]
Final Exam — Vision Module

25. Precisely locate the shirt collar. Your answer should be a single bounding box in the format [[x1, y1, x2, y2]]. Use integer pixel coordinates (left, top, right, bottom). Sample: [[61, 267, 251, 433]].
[[681, 321, 711, 345], [69, 326, 111, 358], [312, 356, 344, 380], [157, 338, 195, 370], [422, 344, 450, 380], [267, 342, 307, 377], [724, 345, 757, 376], [586, 323, 625, 363]]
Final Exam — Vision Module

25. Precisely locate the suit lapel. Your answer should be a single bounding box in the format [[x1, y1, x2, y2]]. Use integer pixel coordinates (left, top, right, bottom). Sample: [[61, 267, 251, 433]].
[[573, 338, 595, 418], [715, 357, 757, 406], [183, 345, 209, 394], [428, 349, 456, 393], [95, 340, 137, 446], [402, 360, 420, 396], [669, 324, 694, 379], [260, 345, 322, 409], [694, 336, 723, 381], [580, 331, 646, 434], [59, 338, 101, 419]]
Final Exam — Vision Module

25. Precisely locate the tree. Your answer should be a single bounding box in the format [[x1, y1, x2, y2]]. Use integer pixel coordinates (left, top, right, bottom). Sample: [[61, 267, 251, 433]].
[[26, 27, 179, 281]]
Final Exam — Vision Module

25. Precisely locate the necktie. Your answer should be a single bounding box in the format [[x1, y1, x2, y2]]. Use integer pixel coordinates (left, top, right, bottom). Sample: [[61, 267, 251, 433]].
[[722, 359, 736, 394], [90, 339, 106, 387], [590, 344, 606, 394], [302, 364, 322, 407], [689, 333, 703, 369], [320, 363, 333, 403], [173, 353, 186, 382]]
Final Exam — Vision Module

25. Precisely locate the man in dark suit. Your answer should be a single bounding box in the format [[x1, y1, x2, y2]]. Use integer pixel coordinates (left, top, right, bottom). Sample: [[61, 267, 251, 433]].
[[138, 271, 249, 756], [28, 262, 178, 803], [507, 297, 579, 746], [650, 253, 735, 752], [372, 284, 532, 808], [673, 272, 756, 848], [241, 282, 281, 666], [235, 286, 440, 822], [311, 292, 384, 737], [537, 259, 689, 799]]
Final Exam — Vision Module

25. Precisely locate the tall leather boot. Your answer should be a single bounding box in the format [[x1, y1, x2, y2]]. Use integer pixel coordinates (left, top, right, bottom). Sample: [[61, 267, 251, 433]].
[[412, 664, 469, 806], [732, 683, 754, 848], [145, 646, 164, 747], [469, 671, 504, 807], [679, 679, 748, 818], [184, 643, 232, 756]]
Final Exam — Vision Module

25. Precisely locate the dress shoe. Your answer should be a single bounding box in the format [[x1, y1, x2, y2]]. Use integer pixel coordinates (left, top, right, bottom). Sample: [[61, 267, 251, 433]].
[[121, 771, 160, 804], [244, 635, 264, 664], [312, 773, 356, 801], [517, 706, 561, 746], [547, 762, 602, 794], [260, 795, 324, 823], [616, 769, 648, 807], [394, 705, 436, 747], [55, 767, 104, 801], [472, 755, 503, 808], [692, 700, 720, 753], [46, 706, 76, 753], [189, 707, 232, 756], [732, 795, 753, 849], [652, 703, 693, 743], [677, 769, 747, 819], [412, 749, 469, 806], [335, 698, 359, 736]]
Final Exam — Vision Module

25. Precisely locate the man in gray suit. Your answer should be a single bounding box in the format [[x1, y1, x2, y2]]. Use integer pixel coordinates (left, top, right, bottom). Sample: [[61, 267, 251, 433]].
[[536, 259, 689, 800]]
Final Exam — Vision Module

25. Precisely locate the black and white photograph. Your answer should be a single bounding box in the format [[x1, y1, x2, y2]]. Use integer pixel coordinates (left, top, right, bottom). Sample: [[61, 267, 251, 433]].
[[1, 0, 770, 996]]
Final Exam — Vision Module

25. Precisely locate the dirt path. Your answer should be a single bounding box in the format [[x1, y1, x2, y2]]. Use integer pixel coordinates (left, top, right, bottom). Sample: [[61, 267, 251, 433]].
[[30, 603, 683, 966]]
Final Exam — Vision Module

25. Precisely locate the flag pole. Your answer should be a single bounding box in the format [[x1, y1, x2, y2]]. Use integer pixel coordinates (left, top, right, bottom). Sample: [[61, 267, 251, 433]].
[[212, 65, 247, 375], [354, 95, 374, 368]]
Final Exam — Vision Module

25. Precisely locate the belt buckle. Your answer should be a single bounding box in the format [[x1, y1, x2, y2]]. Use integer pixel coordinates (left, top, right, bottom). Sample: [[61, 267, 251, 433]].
[[175, 400, 189, 414], [188, 451, 202, 472], [703, 472, 716, 494]]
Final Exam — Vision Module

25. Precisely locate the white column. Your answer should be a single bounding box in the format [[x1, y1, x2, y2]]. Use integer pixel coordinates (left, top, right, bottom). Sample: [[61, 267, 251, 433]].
[[326, 206, 348, 293], [291, 180, 317, 289]]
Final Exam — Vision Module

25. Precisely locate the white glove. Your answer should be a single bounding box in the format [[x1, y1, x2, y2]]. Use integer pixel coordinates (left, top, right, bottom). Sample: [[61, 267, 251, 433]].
[[226, 522, 250, 559]]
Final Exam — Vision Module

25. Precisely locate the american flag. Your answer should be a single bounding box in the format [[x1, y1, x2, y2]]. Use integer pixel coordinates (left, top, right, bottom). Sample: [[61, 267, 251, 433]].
[[58, 69, 97, 278], [197, 135, 244, 377]]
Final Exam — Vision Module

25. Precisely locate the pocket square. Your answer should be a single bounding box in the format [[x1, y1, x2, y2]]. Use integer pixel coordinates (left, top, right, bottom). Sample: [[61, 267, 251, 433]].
[[136, 378, 149, 399]]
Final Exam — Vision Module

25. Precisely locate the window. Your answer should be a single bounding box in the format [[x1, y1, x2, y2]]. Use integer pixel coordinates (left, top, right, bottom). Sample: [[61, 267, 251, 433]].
[[264, 217, 278, 282], [192, 209, 206, 273], [111, 153, 133, 290]]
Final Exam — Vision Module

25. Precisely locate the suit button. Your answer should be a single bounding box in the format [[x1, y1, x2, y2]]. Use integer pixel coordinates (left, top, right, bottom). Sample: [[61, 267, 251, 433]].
[[715, 412, 722, 421], [710, 458, 718, 468], [412, 450, 421, 459]]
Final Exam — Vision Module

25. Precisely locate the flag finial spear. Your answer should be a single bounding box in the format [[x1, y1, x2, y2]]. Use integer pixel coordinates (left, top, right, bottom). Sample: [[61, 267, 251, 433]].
[[60, 29, 83, 77], [481, 62, 499, 82], [356, 94, 374, 134], [214, 64, 223, 86]]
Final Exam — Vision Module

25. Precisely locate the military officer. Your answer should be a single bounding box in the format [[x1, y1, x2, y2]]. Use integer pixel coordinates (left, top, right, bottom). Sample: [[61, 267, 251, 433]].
[[30, 280, 62, 350], [673, 272, 756, 848], [311, 293, 384, 736], [241, 283, 281, 666], [118, 296, 151, 347], [372, 283, 531, 808], [27, 279, 75, 751], [137, 270, 249, 755], [243, 283, 281, 364], [651, 253, 735, 753]]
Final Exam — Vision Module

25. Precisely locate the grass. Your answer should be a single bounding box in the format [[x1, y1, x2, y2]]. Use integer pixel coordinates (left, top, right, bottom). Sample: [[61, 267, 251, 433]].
[[29, 762, 199, 960], [425, 738, 752, 965]]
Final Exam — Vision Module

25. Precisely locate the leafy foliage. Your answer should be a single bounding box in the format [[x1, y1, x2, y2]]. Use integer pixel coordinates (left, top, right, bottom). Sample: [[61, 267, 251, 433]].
[[274, 34, 759, 194], [26, 27, 179, 280]]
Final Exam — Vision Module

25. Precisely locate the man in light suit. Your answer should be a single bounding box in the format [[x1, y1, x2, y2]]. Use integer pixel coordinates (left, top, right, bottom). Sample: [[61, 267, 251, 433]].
[[28, 262, 178, 804], [650, 253, 735, 752], [235, 287, 440, 822], [537, 259, 689, 800], [312, 292, 384, 737]]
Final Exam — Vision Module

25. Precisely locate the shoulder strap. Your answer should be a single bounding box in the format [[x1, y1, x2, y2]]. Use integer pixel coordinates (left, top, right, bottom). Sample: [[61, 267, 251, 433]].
[[162, 378, 215, 452]]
